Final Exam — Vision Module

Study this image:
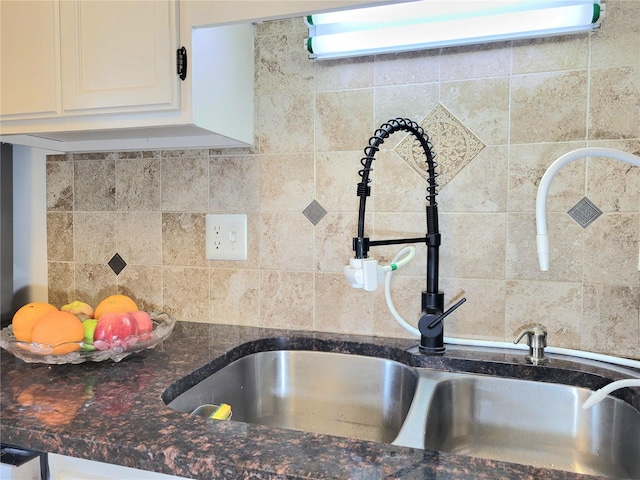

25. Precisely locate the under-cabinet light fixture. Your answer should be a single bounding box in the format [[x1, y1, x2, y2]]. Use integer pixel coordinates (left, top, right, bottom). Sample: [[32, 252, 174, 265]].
[[305, 0, 603, 59]]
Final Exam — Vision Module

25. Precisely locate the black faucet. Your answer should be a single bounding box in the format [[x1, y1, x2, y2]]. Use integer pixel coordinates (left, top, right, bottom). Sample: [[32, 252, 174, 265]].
[[351, 118, 465, 354]]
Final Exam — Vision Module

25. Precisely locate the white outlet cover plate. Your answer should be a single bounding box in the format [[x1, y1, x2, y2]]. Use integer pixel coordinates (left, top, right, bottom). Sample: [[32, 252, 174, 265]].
[[206, 214, 247, 261]]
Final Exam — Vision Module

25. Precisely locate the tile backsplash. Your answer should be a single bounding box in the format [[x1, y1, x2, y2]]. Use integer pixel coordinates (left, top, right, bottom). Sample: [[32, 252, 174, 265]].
[[47, 2, 639, 359]]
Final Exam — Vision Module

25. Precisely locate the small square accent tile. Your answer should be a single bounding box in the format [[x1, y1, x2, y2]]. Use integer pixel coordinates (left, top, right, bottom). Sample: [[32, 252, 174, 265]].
[[394, 103, 485, 189], [108, 253, 127, 275], [303, 200, 327, 225], [567, 197, 603, 228]]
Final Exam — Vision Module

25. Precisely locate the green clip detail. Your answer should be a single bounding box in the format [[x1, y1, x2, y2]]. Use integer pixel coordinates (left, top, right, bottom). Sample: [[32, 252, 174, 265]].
[[306, 37, 313, 54], [592, 4, 601, 23], [391, 264, 398, 271], [306, 15, 314, 26]]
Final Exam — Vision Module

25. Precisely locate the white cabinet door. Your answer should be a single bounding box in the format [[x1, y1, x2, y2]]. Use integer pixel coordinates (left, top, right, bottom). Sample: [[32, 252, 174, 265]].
[[59, 0, 179, 115], [0, 0, 61, 120]]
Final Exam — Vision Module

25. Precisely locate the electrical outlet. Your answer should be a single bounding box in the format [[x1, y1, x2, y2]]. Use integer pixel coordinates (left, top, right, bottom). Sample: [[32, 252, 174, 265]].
[[206, 214, 247, 261]]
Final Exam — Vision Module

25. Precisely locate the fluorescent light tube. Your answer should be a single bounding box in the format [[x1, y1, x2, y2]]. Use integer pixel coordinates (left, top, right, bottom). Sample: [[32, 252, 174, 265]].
[[306, 1, 603, 59]]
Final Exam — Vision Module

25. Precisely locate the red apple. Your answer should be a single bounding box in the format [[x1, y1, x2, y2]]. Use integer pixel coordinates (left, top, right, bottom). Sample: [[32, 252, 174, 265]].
[[93, 312, 139, 351], [130, 310, 153, 340]]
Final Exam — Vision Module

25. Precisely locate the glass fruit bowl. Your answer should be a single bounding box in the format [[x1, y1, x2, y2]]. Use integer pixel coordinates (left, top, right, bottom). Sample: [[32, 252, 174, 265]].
[[0, 312, 176, 364]]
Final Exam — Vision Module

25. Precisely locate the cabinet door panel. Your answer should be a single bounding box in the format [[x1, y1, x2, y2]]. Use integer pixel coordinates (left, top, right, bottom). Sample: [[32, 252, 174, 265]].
[[0, 0, 61, 119], [60, 0, 179, 115]]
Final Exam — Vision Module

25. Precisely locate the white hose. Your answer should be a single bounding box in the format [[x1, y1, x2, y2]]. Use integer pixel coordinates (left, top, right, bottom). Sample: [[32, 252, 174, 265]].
[[384, 247, 420, 336], [536, 147, 640, 271], [582, 379, 640, 409], [384, 248, 640, 370]]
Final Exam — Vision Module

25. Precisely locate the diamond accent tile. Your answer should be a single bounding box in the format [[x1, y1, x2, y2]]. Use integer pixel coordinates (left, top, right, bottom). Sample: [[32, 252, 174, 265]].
[[108, 253, 127, 275], [394, 103, 486, 189], [302, 200, 327, 225], [567, 197, 603, 228]]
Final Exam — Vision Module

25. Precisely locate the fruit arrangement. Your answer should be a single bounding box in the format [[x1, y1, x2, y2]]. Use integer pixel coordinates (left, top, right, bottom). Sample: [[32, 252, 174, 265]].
[[2, 295, 176, 364]]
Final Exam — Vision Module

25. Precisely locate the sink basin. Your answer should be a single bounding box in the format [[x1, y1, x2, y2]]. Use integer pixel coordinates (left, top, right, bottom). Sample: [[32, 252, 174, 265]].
[[166, 347, 640, 478], [167, 350, 418, 443], [422, 375, 640, 479]]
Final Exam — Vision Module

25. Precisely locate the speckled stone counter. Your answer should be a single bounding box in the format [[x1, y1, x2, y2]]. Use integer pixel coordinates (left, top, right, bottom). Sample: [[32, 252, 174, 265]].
[[2, 321, 639, 479]]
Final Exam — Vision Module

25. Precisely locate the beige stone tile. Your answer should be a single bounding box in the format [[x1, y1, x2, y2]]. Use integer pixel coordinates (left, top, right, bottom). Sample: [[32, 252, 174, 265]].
[[510, 71, 588, 144], [506, 212, 584, 282], [316, 151, 362, 213], [256, 31, 314, 95], [260, 270, 314, 330], [162, 213, 207, 267], [374, 49, 440, 86], [441, 42, 511, 81], [440, 77, 509, 146], [47, 153, 70, 162], [315, 90, 374, 152], [394, 104, 486, 188], [258, 93, 314, 153], [512, 36, 588, 74], [315, 272, 374, 335], [163, 266, 209, 322], [506, 280, 582, 350], [439, 213, 506, 279], [209, 269, 260, 325], [508, 142, 586, 213], [255, 16, 305, 37], [47, 212, 73, 262], [74, 160, 115, 211], [115, 158, 160, 211], [47, 262, 74, 308], [47, 161, 73, 211], [73, 211, 116, 264], [74, 263, 117, 309], [374, 83, 439, 133], [438, 145, 508, 213], [374, 149, 427, 214], [590, 0, 640, 69], [161, 156, 208, 212], [209, 155, 260, 213], [586, 142, 640, 212], [315, 56, 374, 92], [589, 66, 640, 140], [117, 265, 163, 313], [582, 284, 640, 358], [315, 212, 360, 273], [260, 153, 314, 212], [372, 274, 422, 340], [439, 277, 506, 342], [583, 213, 640, 286], [259, 212, 314, 271], [160, 149, 208, 158], [116, 211, 162, 265]]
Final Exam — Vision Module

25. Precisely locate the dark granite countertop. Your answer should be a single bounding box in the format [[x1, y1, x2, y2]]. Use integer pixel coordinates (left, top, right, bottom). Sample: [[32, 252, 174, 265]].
[[1, 321, 639, 479]]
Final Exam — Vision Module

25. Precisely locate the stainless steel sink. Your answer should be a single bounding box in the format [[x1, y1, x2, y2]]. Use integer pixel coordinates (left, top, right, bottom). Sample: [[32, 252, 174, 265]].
[[422, 375, 640, 479], [166, 349, 640, 478], [167, 350, 418, 443]]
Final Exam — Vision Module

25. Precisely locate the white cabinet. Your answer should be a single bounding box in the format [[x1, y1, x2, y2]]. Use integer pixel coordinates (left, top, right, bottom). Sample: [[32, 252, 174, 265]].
[[48, 453, 190, 480], [0, 1, 60, 119], [59, 0, 179, 116], [0, 0, 253, 152]]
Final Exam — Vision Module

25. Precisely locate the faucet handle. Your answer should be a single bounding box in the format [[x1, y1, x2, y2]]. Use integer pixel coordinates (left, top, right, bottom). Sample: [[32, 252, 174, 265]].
[[514, 326, 548, 365]]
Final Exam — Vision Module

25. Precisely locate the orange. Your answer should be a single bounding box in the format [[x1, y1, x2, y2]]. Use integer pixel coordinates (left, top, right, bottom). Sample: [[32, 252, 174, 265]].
[[12, 302, 58, 342], [31, 311, 84, 355], [94, 294, 138, 319]]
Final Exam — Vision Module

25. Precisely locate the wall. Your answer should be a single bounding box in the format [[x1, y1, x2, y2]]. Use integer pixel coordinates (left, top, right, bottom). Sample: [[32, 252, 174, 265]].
[[46, 1, 639, 359]]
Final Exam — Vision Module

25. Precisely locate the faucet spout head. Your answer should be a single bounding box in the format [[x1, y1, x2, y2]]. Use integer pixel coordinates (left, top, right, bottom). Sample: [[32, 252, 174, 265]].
[[536, 233, 550, 271]]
